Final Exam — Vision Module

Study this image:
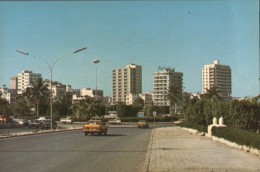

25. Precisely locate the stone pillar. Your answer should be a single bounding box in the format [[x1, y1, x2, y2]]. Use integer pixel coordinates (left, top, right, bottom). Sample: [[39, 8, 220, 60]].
[[213, 117, 217, 125], [219, 117, 224, 126]]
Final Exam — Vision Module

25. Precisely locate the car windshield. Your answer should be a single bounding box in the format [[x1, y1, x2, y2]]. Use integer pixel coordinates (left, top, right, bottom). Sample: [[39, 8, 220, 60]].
[[88, 121, 101, 125]]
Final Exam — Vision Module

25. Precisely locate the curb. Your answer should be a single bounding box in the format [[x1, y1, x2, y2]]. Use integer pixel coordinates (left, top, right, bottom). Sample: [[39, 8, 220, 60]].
[[0, 125, 141, 139], [0, 128, 82, 139], [179, 126, 260, 157]]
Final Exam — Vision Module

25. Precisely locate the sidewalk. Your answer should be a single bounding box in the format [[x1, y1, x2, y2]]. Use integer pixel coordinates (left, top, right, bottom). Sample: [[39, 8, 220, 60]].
[[145, 127, 260, 172]]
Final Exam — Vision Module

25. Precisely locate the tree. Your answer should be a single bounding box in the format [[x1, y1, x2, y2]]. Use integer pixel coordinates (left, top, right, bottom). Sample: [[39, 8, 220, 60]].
[[53, 94, 72, 117], [71, 96, 97, 119], [202, 86, 221, 101], [11, 96, 32, 117], [23, 78, 49, 117], [0, 98, 12, 115], [165, 85, 182, 115]]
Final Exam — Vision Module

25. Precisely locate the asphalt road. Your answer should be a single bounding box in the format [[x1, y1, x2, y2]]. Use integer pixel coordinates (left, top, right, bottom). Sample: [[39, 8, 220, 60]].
[[0, 127, 152, 172]]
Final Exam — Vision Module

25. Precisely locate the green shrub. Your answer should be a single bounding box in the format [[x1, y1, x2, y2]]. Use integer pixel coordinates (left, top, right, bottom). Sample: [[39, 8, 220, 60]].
[[178, 121, 207, 133], [212, 127, 260, 150], [121, 116, 178, 123]]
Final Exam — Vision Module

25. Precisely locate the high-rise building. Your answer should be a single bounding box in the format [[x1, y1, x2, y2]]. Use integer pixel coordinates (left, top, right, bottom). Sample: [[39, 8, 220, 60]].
[[17, 70, 42, 94], [10, 77, 17, 90], [202, 60, 231, 98], [153, 67, 183, 106], [112, 64, 142, 103]]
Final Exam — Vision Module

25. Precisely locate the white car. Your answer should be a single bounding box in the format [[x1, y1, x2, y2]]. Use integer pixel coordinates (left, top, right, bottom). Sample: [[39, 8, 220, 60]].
[[60, 117, 73, 124], [108, 118, 122, 125]]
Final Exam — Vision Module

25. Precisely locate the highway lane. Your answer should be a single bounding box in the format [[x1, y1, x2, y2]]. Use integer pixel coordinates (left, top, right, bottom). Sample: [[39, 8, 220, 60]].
[[0, 127, 152, 172]]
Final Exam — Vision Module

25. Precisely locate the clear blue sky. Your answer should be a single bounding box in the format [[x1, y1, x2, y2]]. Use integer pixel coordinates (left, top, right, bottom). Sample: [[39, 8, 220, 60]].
[[0, 1, 259, 97]]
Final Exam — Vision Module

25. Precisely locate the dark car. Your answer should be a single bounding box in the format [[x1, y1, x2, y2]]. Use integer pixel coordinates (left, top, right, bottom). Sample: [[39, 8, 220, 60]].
[[39, 119, 57, 130], [28, 120, 40, 129]]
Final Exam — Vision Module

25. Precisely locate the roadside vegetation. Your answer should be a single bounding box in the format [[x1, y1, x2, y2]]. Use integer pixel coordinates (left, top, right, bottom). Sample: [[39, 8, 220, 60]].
[[179, 87, 260, 150]]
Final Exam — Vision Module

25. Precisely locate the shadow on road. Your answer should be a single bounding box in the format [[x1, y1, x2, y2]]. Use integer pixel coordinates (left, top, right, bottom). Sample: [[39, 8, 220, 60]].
[[88, 134, 127, 137]]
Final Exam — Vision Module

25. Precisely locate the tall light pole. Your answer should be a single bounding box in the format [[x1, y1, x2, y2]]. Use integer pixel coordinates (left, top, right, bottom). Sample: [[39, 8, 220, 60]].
[[93, 59, 100, 99], [16, 47, 87, 130]]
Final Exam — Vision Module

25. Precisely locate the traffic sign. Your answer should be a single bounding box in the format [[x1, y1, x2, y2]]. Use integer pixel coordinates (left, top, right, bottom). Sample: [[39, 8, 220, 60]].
[[153, 111, 156, 117]]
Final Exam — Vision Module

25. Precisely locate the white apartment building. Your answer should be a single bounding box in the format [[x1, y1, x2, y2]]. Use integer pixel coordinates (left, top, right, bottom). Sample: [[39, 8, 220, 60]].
[[10, 77, 17, 90], [202, 60, 231, 98], [17, 70, 42, 94], [153, 67, 183, 106], [44, 80, 68, 100], [81, 88, 103, 98], [112, 64, 142, 103], [126, 93, 153, 106]]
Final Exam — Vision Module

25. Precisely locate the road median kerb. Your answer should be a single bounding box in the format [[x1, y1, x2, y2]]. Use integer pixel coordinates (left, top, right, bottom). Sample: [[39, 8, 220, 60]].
[[0, 127, 82, 139], [0, 124, 140, 139]]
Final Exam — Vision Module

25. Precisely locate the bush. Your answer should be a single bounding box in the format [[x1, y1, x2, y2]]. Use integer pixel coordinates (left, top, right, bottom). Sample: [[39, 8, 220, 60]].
[[212, 127, 260, 150], [121, 116, 178, 123], [178, 121, 207, 133]]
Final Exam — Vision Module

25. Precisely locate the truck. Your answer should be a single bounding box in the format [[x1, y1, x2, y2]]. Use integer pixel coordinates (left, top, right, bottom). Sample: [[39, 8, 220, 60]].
[[60, 117, 73, 124]]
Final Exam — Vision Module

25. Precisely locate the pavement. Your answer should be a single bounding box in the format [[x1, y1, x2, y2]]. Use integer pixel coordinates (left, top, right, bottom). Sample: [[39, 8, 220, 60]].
[[144, 127, 260, 172]]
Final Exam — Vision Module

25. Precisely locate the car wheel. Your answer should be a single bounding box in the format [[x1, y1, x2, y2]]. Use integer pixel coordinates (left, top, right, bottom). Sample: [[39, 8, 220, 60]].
[[84, 132, 88, 136]]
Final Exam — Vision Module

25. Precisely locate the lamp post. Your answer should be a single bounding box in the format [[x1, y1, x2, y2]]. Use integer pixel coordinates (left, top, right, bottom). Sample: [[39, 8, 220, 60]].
[[16, 47, 87, 130], [93, 59, 100, 99]]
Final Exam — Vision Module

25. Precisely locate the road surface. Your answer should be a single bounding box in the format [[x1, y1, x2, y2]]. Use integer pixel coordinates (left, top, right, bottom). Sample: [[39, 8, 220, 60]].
[[0, 127, 152, 172]]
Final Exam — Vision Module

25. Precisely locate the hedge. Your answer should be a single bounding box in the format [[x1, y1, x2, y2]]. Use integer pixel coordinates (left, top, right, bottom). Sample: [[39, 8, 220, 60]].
[[121, 116, 178, 123], [178, 121, 207, 133], [212, 127, 260, 150]]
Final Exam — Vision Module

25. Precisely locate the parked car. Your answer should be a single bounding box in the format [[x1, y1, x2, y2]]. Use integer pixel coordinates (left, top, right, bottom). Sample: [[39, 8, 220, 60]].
[[18, 119, 28, 126], [28, 120, 40, 129], [83, 120, 107, 136], [137, 120, 149, 128], [60, 117, 73, 124], [39, 119, 57, 130], [108, 118, 122, 125]]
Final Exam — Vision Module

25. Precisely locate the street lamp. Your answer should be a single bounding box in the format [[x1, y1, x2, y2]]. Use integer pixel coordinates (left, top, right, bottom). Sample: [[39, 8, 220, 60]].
[[16, 47, 87, 130], [93, 59, 100, 99]]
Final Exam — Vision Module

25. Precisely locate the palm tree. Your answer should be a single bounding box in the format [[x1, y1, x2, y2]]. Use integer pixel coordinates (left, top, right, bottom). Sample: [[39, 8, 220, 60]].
[[202, 86, 221, 101], [23, 78, 49, 117], [165, 85, 182, 115]]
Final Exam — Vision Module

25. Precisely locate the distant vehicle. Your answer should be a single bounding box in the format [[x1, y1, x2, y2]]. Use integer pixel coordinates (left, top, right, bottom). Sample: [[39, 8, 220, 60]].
[[60, 117, 73, 124], [0, 115, 9, 124], [137, 120, 149, 128], [18, 119, 28, 126], [28, 120, 39, 129], [37, 116, 50, 121], [39, 119, 57, 130], [108, 118, 121, 125], [83, 120, 107, 136]]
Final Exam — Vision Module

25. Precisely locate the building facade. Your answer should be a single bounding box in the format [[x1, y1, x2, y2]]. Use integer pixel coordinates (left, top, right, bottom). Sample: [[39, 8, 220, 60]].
[[112, 64, 142, 104], [153, 67, 183, 106], [10, 77, 17, 90], [17, 70, 42, 95], [202, 60, 231, 98]]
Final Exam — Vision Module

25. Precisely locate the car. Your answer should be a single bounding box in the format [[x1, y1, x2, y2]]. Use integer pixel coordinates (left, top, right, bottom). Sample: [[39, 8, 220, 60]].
[[60, 117, 73, 124], [39, 119, 57, 130], [107, 118, 121, 125], [18, 119, 28, 126], [83, 120, 107, 136], [137, 120, 149, 128], [28, 120, 40, 129]]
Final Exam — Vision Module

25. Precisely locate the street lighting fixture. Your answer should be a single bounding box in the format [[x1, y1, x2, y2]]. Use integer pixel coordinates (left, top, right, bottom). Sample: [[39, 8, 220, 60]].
[[93, 59, 100, 99], [16, 47, 87, 130]]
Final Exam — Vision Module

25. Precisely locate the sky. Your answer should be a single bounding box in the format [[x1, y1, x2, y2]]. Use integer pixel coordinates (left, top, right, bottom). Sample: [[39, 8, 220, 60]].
[[0, 0, 259, 98]]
